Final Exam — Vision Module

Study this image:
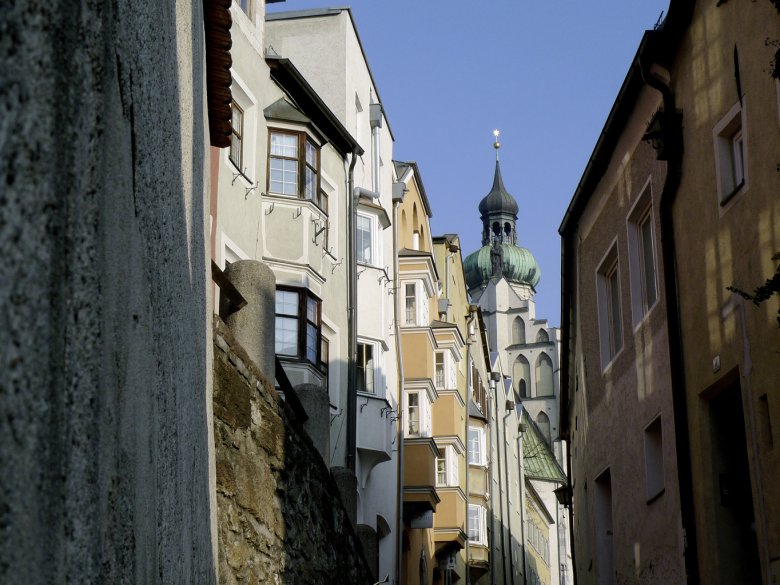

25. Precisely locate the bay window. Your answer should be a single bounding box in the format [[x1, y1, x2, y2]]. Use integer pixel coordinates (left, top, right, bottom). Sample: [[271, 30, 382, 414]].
[[274, 287, 321, 365], [436, 445, 459, 487], [356, 342, 375, 394], [468, 504, 487, 546], [268, 130, 320, 200]]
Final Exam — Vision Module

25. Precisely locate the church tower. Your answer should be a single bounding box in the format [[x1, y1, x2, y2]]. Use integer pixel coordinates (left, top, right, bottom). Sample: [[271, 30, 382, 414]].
[[463, 132, 573, 585], [464, 131, 540, 303]]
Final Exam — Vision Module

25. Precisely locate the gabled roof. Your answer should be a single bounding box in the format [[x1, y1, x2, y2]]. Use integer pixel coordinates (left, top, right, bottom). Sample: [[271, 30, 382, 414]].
[[266, 56, 362, 157], [266, 6, 395, 140], [522, 411, 567, 484], [393, 160, 433, 218]]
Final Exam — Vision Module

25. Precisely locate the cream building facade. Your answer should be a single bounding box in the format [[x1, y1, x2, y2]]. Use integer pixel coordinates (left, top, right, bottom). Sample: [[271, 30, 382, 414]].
[[265, 7, 400, 581]]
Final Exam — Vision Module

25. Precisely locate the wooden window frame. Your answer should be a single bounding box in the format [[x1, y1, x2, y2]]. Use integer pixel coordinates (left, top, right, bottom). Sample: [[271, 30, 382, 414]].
[[274, 286, 321, 365], [229, 101, 244, 171], [267, 129, 321, 201]]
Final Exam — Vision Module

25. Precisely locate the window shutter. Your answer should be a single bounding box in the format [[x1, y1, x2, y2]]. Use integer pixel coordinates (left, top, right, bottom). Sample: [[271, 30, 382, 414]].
[[448, 354, 456, 389], [420, 283, 429, 325]]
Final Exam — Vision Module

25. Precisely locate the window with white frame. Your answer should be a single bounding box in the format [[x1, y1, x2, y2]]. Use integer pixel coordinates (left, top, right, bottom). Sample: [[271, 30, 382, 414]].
[[436, 445, 459, 487], [405, 282, 417, 326], [434, 351, 446, 389], [356, 212, 377, 265], [274, 287, 321, 365], [468, 426, 486, 466], [356, 342, 375, 394], [405, 391, 431, 437], [401, 280, 429, 327], [628, 184, 658, 327], [713, 100, 747, 205], [526, 518, 550, 565], [407, 392, 420, 436], [468, 504, 487, 546], [596, 244, 623, 369]]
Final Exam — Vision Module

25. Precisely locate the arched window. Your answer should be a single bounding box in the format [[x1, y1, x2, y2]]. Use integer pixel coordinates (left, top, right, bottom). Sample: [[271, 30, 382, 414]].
[[536, 329, 549, 343], [536, 411, 551, 445], [513, 355, 531, 398], [535, 353, 554, 396], [512, 317, 526, 345]]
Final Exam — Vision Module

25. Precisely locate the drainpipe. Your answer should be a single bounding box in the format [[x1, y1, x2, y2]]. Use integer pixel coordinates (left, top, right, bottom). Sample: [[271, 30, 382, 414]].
[[492, 377, 507, 585], [517, 428, 528, 585], [392, 182, 406, 585], [347, 148, 360, 473], [559, 234, 578, 585], [464, 308, 476, 585], [487, 381, 496, 585], [501, 391, 516, 585], [639, 57, 699, 585]]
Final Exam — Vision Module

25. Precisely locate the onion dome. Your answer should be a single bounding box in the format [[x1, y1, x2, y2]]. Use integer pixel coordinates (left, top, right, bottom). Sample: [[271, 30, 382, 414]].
[[464, 243, 541, 290], [464, 130, 540, 292]]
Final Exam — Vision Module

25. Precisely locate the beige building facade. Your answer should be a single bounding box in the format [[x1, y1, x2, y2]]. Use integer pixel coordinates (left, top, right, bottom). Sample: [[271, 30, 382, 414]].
[[561, 2, 780, 584]]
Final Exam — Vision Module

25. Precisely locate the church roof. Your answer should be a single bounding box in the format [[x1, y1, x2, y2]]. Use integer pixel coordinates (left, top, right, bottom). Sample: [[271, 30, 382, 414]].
[[463, 243, 541, 291], [478, 161, 518, 217]]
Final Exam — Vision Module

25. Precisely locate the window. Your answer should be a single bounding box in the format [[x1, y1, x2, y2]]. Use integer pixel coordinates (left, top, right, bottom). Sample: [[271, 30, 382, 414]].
[[597, 245, 623, 369], [229, 102, 244, 171], [628, 184, 658, 326], [513, 355, 531, 398], [238, 0, 253, 17], [356, 213, 374, 265], [468, 426, 486, 466], [644, 416, 664, 500], [274, 287, 321, 365], [315, 189, 328, 215], [468, 504, 487, 545], [535, 353, 554, 397], [401, 280, 428, 326], [512, 317, 526, 345], [526, 518, 550, 565], [407, 392, 420, 436], [436, 445, 459, 487], [268, 130, 320, 200], [356, 342, 375, 394], [536, 411, 551, 445], [713, 100, 747, 205], [435, 352, 446, 389], [405, 283, 417, 325]]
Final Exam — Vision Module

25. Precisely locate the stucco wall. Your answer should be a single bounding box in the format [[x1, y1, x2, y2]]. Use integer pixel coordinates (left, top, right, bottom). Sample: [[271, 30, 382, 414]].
[[1, 2, 214, 583], [213, 318, 372, 585]]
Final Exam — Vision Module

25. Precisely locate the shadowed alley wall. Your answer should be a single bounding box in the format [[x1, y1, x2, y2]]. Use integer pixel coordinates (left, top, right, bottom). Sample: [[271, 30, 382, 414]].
[[0, 1, 215, 583], [213, 318, 373, 585]]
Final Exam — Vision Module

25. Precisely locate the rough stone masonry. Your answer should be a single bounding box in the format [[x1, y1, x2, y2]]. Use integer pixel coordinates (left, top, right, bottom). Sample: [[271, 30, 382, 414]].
[[213, 318, 373, 585]]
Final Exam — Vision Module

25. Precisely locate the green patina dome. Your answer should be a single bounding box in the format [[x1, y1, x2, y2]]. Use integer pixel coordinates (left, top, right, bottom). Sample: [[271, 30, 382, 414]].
[[463, 243, 541, 291]]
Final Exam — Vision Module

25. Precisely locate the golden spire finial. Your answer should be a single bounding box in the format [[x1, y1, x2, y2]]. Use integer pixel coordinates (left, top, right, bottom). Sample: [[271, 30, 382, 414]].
[[493, 129, 501, 161]]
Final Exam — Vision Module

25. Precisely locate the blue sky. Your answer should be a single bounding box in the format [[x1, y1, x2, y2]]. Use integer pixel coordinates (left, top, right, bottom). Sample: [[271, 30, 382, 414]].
[[268, 1, 669, 325]]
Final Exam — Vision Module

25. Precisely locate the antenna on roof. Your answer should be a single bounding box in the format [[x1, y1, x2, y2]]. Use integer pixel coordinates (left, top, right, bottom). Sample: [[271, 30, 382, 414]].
[[654, 11, 664, 29]]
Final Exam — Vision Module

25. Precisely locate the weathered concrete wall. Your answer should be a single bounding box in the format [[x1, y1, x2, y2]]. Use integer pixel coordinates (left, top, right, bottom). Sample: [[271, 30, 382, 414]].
[[0, 1, 214, 584], [212, 318, 373, 585]]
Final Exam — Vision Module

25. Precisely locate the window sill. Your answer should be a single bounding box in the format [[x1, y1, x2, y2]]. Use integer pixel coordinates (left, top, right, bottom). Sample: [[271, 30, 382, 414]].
[[632, 297, 660, 334], [646, 487, 665, 505], [719, 180, 745, 207]]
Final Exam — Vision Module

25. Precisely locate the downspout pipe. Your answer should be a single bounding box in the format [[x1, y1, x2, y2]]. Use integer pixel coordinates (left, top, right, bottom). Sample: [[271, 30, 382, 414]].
[[639, 56, 699, 585], [393, 198, 405, 585], [492, 378, 507, 585], [517, 430, 528, 585], [347, 148, 360, 473], [502, 399, 516, 585], [559, 233, 577, 585]]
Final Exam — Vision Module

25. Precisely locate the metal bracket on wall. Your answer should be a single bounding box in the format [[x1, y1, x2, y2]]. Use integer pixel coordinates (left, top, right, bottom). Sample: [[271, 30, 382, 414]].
[[293, 207, 302, 219], [265, 202, 275, 215], [330, 258, 343, 274]]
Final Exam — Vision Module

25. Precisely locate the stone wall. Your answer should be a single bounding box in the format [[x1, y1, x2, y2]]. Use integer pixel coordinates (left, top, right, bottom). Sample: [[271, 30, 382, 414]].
[[213, 318, 373, 585], [0, 2, 214, 583]]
